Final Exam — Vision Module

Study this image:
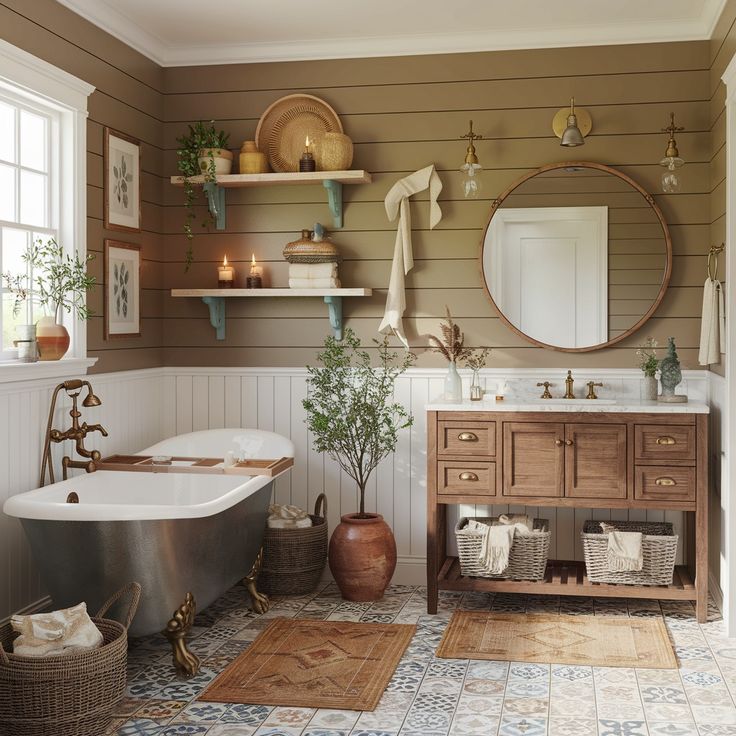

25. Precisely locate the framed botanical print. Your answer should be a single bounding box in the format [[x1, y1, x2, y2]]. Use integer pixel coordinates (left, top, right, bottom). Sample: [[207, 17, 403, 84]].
[[104, 127, 141, 233], [104, 240, 141, 339]]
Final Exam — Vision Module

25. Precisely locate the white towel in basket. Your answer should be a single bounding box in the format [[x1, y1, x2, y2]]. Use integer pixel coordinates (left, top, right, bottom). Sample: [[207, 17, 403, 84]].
[[468, 514, 533, 575], [600, 522, 643, 572], [267, 503, 313, 529]]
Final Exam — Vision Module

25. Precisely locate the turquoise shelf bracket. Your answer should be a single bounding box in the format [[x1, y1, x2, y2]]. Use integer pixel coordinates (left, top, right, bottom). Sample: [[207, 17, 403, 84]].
[[323, 179, 344, 229], [202, 296, 226, 340], [203, 182, 226, 230], [323, 295, 343, 340]]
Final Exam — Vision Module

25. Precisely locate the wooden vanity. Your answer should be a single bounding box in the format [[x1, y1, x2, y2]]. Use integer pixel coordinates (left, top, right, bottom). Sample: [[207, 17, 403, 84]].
[[426, 403, 710, 621]]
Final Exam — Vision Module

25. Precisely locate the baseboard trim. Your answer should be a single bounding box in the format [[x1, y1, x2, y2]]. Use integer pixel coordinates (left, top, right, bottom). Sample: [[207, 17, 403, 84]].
[[0, 595, 51, 627]]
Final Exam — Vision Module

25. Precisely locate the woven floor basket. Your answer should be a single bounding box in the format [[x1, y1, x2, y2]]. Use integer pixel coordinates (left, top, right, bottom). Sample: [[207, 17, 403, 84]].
[[261, 493, 328, 596], [0, 582, 140, 736], [582, 520, 678, 586], [456, 517, 550, 581]]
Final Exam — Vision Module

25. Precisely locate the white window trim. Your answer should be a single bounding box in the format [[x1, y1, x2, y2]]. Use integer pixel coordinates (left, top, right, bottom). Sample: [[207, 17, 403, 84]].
[[0, 40, 96, 381]]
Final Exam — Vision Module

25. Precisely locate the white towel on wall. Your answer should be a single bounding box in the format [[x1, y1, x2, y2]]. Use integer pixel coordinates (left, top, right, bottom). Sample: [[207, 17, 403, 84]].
[[378, 165, 443, 348], [698, 278, 725, 366]]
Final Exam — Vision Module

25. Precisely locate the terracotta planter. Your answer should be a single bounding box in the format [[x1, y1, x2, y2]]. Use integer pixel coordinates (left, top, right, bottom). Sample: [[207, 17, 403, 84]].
[[329, 513, 396, 601], [35, 316, 70, 361], [198, 148, 233, 176]]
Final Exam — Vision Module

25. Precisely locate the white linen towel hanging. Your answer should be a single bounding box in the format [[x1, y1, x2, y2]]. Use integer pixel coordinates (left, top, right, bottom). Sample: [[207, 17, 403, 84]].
[[378, 165, 443, 348], [698, 277, 725, 365], [468, 514, 533, 575], [600, 522, 643, 572]]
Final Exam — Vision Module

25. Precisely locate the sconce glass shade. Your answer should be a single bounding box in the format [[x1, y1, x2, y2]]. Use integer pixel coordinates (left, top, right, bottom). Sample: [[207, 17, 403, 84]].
[[660, 157, 684, 193], [461, 162, 482, 198]]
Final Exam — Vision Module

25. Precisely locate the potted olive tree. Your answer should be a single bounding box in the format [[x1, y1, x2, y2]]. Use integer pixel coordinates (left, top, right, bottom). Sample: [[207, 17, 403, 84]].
[[303, 330, 415, 601], [176, 121, 231, 269], [2, 238, 95, 361]]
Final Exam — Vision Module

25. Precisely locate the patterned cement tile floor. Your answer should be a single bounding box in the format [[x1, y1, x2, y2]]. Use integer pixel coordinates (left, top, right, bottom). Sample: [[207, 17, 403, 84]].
[[111, 583, 735, 736]]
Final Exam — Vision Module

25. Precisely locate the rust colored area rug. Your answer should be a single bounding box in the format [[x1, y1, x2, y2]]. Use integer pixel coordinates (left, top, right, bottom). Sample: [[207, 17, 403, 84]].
[[200, 617, 416, 710], [436, 611, 676, 669]]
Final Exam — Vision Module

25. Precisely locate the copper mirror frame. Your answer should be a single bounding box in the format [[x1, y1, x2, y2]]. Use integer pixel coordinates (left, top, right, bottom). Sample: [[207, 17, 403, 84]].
[[479, 161, 673, 353]]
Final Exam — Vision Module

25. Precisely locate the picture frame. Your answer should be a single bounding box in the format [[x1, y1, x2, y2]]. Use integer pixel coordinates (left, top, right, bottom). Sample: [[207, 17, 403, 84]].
[[104, 127, 141, 233], [104, 239, 141, 339]]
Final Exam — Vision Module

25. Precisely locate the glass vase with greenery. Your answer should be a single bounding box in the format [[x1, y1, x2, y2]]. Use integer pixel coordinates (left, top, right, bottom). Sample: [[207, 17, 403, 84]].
[[428, 307, 470, 402], [176, 120, 230, 270], [302, 329, 415, 516], [636, 337, 659, 377], [464, 347, 491, 400]]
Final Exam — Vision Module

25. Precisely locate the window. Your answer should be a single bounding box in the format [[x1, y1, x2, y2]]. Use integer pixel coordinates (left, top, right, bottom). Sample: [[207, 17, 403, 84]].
[[0, 92, 57, 358], [0, 39, 94, 375]]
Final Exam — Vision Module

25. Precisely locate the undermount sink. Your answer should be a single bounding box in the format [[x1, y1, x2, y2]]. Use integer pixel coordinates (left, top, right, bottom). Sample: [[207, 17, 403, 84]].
[[542, 398, 617, 405]]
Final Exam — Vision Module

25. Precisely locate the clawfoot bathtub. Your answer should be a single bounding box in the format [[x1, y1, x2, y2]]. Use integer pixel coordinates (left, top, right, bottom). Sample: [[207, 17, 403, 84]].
[[3, 429, 294, 677]]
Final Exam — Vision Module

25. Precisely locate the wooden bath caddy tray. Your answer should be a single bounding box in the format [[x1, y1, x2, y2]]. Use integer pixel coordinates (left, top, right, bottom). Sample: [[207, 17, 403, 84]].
[[96, 454, 293, 477]]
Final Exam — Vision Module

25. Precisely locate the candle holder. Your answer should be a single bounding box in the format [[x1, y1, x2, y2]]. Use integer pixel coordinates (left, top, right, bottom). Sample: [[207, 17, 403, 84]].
[[218, 259, 235, 288], [246, 275, 262, 289], [299, 151, 316, 172]]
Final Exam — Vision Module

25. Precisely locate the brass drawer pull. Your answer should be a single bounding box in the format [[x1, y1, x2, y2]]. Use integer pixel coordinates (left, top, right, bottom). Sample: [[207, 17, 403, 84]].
[[555, 439, 564, 447], [457, 432, 478, 442], [656, 436, 676, 446], [655, 477, 676, 486], [459, 472, 479, 482], [565, 439, 574, 446]]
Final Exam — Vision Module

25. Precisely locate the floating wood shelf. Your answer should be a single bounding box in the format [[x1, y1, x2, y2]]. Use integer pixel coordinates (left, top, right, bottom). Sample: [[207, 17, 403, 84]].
[[171, 287, 373, 341], [438, 558, 697, 601], [170, 170, 372, 229]]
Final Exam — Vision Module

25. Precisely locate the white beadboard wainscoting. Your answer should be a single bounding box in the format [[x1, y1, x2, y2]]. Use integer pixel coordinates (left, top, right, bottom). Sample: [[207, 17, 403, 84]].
[[0, 365, 722, 623]]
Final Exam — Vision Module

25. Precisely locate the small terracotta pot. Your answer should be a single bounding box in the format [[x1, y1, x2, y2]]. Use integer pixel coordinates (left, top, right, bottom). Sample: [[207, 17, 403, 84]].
[[198, 148, 233, 175], [329, 513, 397, 601], [35, 316, 70, 361]]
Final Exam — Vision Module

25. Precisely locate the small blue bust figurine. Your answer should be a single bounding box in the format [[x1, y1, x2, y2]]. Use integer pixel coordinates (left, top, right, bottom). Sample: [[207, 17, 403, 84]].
[[658, 337, 687, 403]]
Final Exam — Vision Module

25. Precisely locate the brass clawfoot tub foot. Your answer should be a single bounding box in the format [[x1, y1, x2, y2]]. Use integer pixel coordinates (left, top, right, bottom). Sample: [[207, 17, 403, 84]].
[[162, 592, 200, 678], [244, 548, 270, 614]]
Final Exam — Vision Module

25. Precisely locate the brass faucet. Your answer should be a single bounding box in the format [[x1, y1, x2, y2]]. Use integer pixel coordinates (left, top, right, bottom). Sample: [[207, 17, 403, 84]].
[[586, 381, 603, 400], [39, 379, 108, 487], [564, 370, 575, 399], [536, 381, 554, 399]]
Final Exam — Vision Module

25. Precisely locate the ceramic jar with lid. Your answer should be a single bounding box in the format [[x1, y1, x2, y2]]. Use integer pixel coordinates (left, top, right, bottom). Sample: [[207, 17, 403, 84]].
[[239, 141, 269, 174]]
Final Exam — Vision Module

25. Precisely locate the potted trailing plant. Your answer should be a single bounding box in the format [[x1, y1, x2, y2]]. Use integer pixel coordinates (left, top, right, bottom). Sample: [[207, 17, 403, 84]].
[[303, 330, 415, 601], [636, 337, 659, 401], [3, 238, 95, 361], [428, 307, 471, 403], [176, 120, 232, 269]]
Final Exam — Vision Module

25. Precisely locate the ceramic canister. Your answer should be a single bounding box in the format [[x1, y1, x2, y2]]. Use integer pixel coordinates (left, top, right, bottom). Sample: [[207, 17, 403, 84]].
[[197, 148, 233, 176], [239, 141, 269, 174]]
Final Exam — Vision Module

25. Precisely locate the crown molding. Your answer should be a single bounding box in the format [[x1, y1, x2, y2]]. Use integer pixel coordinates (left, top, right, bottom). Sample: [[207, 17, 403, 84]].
[[57, 0, 727, 67]]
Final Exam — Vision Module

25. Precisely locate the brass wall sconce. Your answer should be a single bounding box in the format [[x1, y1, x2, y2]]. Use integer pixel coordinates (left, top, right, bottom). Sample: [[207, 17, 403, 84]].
[[660, 112, 684, 193], [552, 98, 592, 147], [460, 120, 483, 198]]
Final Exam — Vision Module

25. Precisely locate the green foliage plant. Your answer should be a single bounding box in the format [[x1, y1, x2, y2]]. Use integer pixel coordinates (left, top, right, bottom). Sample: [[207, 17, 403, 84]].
[[2, 238, 95, 322], [636, 337, 659, 377], [176, 120, 230, 270], [303, 329, 416, 517]]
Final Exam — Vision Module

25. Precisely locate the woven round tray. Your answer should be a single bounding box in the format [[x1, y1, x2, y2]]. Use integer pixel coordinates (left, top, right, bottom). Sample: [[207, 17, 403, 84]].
[[0, 582, 141, 736], [582, 520, 677, 586], [256, 94, 343, 173], [261, 494, 328, 596]]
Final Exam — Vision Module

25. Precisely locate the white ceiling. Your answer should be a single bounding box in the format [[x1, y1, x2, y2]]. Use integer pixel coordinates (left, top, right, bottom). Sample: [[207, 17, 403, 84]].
[[57, 0, 728, 67]]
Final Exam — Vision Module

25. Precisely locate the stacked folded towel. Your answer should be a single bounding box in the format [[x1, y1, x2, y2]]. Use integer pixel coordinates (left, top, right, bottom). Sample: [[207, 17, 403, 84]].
[[11, 602, 103, 657], [267, 503, 313, 529], [288, 262, 341, 289]]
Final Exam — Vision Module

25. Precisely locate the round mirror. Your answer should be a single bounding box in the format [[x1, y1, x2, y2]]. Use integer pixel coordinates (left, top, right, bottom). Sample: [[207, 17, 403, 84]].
[[480, 162, 672, 352]]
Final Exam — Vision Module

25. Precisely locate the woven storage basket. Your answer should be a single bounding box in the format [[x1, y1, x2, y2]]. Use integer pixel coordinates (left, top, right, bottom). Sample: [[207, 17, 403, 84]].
[[0, 582, 140, 736], [261, 494, 328, 596], [582, 520, 678, 585], [456, 517, 550, 581]]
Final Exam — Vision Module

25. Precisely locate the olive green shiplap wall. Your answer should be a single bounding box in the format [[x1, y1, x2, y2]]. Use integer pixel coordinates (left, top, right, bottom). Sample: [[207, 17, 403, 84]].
[[0, 0, 165, 373], [162, 42, 711, 368], [709, 0, 736, 378]]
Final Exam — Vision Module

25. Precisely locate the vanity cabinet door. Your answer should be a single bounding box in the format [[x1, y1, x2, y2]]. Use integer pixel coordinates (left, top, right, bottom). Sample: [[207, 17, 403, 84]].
[[502, 422, 564, 497], [564, 423, 627, 499]]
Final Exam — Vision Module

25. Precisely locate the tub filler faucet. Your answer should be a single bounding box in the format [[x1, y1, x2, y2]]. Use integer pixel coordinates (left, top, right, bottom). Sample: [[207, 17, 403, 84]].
[[40, 379, 107, 487]]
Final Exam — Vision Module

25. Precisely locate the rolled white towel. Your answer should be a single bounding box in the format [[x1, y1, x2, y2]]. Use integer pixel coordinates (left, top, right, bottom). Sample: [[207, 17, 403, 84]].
[[267, 503, 312, 529], [289, 263, 338, 279], [11, 602, 103, 657], [288, 277, 341, 289]]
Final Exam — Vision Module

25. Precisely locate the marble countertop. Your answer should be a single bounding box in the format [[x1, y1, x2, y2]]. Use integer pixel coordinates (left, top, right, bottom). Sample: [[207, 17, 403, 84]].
[[426, 397, 710, 413]]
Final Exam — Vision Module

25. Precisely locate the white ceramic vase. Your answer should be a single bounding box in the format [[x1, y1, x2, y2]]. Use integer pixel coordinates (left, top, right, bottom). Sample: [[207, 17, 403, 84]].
[[444, 360, 462, 403], [643, 374, 658, 401]]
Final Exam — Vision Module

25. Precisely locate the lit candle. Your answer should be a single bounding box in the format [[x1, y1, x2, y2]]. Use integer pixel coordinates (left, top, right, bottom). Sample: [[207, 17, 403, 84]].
[[299, 135, 316, 172], [218, 255, 235, 288], [247, 253, 263, 288]]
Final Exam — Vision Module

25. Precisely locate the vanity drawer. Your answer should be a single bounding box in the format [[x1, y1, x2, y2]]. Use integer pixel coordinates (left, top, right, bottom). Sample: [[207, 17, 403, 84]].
[[635, 425, 695, 461], [634, 465, 696, 503], [437, 461, 496, 497], [438, 421, 496, 457]]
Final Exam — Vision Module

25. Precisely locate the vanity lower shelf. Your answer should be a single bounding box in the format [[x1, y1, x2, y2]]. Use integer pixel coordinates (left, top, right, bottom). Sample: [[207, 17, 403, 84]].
[[438, 557, 696, 601]]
